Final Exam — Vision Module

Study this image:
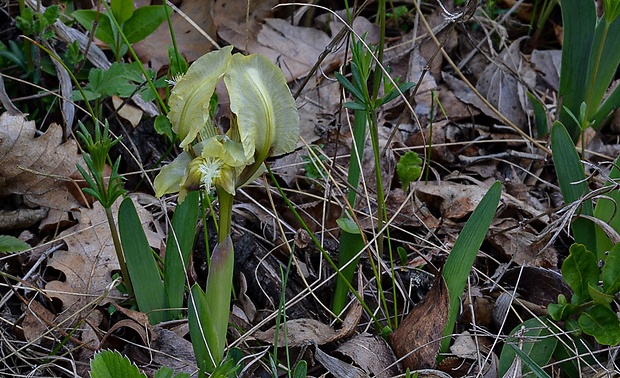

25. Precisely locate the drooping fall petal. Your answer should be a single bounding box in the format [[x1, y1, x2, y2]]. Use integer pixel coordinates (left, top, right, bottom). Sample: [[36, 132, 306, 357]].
[[154, 152, 191, 197]]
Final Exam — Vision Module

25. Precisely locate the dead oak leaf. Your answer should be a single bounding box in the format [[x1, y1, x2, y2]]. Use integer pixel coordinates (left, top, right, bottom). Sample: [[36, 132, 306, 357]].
[[0, 112, 84, 226], [45, 196, 163, 325]]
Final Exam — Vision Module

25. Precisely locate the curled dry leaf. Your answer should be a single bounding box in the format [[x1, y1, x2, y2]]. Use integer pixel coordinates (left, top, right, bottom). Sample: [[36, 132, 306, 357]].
[[336, 333, 399, 378], [388, 273, 449, 370], [0, 112, 84, 226], [314, 341, 369, 378]]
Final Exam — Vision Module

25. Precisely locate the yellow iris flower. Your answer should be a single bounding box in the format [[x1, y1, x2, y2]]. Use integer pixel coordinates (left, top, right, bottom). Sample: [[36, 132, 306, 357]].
[[154, 46, 300, 201]]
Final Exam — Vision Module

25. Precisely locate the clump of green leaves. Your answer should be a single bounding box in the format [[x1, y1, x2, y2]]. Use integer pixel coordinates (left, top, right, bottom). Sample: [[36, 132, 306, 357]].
[[72, 0, 167, 61], [302, 145, 329, 182], [73, 61, 166, 102], [396, 151, 423, 191], [16, 4, 60, 41], [548, 243, 620, 346], [91, 350, 190, 378]]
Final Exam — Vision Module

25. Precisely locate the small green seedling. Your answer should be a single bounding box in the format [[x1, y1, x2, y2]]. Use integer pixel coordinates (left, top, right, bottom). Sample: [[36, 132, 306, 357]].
[[547, 243, 620, 346], [396, 151, 423, 191]]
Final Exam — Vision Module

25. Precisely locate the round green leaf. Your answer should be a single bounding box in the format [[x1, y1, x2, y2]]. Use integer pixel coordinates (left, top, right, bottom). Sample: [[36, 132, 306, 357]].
[[578, 304, 620, 345]]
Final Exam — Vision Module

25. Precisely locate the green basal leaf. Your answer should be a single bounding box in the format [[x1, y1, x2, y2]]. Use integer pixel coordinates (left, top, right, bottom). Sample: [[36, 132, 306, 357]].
[[551, 122, 596, 252], [547, 302, 570, 321], [527, 91, 549, 137], [562, 243, 599, 304], [72, 10, 115, 47], [123, 5, 167, 44], [168, 46, 233, 148], [0, 235, 30, 253], [225, 53, 300, 165], [91, 350, 146, 378], [188, 284, 219, 374], [498, 317, 556, 377], [578, 304, 620, 345], [111, 0, 134, 24], [557, 0, 595, 141], [602, 242, 620, 294], [440, 181, 502, 353], [199, 235, 235, 371], [293, 361, 308, 378], [119, 198, 166, 324], [164, 191, 199, 320], [594, 155, 620, 255], [336, 217, 361, 234], [154, 114, 175, 142], [396, 151, 423, 191]]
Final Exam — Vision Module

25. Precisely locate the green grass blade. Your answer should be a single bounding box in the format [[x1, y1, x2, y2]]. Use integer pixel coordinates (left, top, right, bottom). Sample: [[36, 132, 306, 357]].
[[509, 344, 553, 378], [585, 16, 620, 122], [551, 122, 596, 252], [333, 108, 367, 316], [557, 0, 596, 141], [592, 82, 620, 131], [119, 197, 166, 324], [594, 155, 620, 256], [440, 181, 502, 353], [164, 191, 199, 319], [498, 317, 557, 377], [188, 284, 219, 374], [527, 91, 549, 138]]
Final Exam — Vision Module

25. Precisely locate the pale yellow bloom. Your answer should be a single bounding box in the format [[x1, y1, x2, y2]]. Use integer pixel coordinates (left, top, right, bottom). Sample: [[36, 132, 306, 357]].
[[154, 47, 299, 201]]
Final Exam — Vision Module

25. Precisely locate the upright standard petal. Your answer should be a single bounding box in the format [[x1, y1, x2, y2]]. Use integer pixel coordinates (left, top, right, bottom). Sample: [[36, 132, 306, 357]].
[[225, 54, 300, 166], [168, 46, 233, 148]]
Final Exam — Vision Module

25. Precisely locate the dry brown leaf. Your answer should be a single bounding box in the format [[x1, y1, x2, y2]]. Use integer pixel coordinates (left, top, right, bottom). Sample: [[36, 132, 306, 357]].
[[134, 0, 216, 72], [314, 341, 369, 378], [336, 333, 399, 378], [112, 95, 142, 128], [530, 49, 561, 91], [0, 112, 84, 225], [219, 15, 378, 82], [388, 273, 449, 370], [44, 196, 163, 325], [415, 182, 546, 222], [476, 37, 536, 130], [254, 293, 362, 347], [489, 218, 557, 268], [22, 300, 55, 344], [254, 318, 338, 347]]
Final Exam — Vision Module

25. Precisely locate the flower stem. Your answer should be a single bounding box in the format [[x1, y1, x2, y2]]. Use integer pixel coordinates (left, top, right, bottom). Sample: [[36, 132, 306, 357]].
[[216, 188, 234, 242], [105, 206, 133, 297]]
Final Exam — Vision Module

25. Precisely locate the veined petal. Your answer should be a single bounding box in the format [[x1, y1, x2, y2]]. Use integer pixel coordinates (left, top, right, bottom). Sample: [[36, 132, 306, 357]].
[[225, 54, 300, 165], [168, 46, 233, 148], [201, 136, 247, 168], [154, 152, 192, 197]]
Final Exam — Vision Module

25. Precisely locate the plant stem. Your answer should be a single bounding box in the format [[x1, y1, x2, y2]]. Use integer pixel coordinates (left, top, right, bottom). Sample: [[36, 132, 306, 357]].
[[217, 188, 234, 242], [105, 206, 133, 297]]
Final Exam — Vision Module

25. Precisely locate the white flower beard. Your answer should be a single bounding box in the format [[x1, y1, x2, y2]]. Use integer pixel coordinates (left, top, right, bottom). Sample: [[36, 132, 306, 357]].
[[198, 159, 223, 191]]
